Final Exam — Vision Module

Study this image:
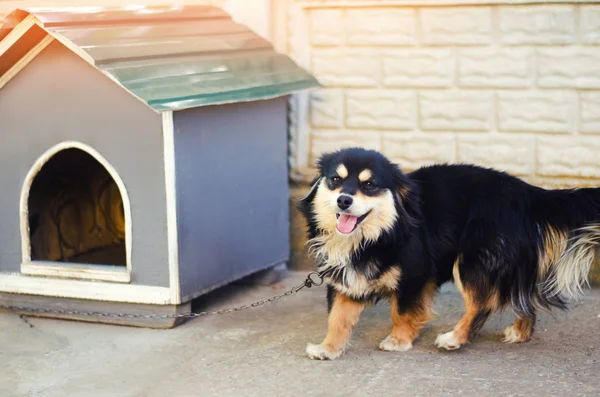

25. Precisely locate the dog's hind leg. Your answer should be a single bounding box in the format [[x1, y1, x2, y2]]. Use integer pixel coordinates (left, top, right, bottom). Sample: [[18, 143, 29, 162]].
[[306, 292, 365, 360], [379, 281, 437, 352], [503, 312, 536, 344], [435, 259, 498, 351], [434, 291, 492, 350]]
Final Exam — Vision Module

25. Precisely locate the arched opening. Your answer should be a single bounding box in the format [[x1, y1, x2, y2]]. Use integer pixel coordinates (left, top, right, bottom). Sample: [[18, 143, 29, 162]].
[[23, 145, 130, 268]]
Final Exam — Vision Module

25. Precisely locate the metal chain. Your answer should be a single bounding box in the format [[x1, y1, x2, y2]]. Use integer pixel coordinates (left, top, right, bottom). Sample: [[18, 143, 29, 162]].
[[0, 270, 329, 320]]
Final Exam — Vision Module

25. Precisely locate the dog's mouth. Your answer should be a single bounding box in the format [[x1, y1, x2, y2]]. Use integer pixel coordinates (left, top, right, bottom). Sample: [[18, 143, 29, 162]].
[[335, 211, 371, 234]]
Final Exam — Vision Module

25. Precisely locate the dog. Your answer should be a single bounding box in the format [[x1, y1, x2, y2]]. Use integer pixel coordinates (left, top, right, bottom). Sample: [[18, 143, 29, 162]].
[[299, 147, 599, 360]]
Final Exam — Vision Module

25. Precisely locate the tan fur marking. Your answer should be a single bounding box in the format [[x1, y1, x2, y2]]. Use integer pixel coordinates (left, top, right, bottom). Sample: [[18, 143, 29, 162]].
[[386, 281, 437, 345], [454, 257, 499, 307], [452, 258, 464, 294], [541, 224, 600, 298], [358, 169, 372, 182], [336, 164, 348, 179], [503, 314, 535, 344], [539, 225, 568, 279], [486, 291, 501, 312], [328, 266, 401, 299], [448, 263, 497, 346], [514, 316, 535, 341], [378, 267, 401, 290], [447, 284, 499, 347], [398, 185, 410, 201], [308, 180, 398, 277], [350, 190, 398, 241], [452, 290, 480, 345], [454, 259, 499, 312], [318, 294, 365, 354]]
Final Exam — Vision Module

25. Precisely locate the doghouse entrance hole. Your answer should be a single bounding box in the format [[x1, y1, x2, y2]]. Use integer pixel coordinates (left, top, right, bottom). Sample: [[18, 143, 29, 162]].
[[28, 148, 126, 266]]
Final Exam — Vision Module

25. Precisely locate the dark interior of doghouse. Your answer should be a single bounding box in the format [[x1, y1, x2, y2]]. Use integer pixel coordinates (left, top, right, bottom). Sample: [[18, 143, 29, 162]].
[[28, 148, 126, 266]]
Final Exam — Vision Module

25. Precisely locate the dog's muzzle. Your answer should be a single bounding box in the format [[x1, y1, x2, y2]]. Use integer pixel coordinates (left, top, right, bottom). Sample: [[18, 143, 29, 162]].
[[336, 211, 371, 234], [337, 195, 353, 210]]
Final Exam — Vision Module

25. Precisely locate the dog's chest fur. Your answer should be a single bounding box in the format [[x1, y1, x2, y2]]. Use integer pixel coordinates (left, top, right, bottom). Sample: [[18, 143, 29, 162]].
[[309, 231, 401, 299], [326, 265, 401, 299]]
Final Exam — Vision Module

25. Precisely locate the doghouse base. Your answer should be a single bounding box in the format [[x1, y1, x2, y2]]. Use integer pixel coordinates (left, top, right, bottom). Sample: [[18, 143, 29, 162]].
[[0, 292, 191, 329]]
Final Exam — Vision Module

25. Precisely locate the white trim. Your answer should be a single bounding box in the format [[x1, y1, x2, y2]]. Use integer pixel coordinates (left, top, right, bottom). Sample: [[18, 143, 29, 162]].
[[19, 141, 133, 283], [298, 0, 600, 7], [0, 35, 54, 91], [0, 16, 155, 113], [42, 28, 95, 65], [22, 262, 130, 283], [0, 273, 171, 305], [287, 3, 312, 183], [289, 91, 312, 183], [0, 15, 36, 56], [162, 111, 181, 304]]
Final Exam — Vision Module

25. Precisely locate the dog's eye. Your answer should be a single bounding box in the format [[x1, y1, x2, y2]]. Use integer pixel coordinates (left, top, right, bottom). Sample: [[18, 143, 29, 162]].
[[331, 176, 341, 183], [363, 181, 376, 190]]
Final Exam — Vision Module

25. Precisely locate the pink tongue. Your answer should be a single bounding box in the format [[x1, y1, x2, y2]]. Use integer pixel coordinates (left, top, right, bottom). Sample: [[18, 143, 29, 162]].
[[337, 214, 358, 234]]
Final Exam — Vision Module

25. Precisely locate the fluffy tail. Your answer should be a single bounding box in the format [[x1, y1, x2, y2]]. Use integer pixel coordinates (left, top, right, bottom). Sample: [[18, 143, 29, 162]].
[[535, 187, 600, 303], [539, 225, 600, 300]]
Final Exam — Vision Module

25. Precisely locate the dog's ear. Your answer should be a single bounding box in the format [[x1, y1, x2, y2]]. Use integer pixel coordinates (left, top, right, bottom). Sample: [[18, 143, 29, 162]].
[[296, 156, 328, 211], [308, 175, 321, 187], [299, 176, 322, 203], [296, 176, 322, 221], [389, 162, 422, 225], [397, 184, 410, 202], [390, 163, 410, 199]]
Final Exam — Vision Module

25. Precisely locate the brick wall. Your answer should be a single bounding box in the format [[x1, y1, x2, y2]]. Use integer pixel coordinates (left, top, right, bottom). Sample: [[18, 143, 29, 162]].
[[286, 1, 600, 189]]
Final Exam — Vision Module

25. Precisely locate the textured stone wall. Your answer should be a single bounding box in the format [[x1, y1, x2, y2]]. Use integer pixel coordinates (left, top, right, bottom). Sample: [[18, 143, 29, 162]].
[[287, 1, 600, 188]]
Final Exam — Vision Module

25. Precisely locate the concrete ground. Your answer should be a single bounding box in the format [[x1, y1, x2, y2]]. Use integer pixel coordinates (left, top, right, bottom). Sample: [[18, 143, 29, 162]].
[[1, 272, 599, 397]]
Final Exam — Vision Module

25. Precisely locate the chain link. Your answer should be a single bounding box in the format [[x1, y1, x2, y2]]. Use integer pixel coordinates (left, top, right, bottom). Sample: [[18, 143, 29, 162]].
[[0, 270, 329, 320]]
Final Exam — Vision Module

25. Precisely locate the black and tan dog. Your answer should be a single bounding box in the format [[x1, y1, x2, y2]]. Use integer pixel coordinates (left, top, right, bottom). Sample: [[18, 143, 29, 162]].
[[299, 147, 599, 360]]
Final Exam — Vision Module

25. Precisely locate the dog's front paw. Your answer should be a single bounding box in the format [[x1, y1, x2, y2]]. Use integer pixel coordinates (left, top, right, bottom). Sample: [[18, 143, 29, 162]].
[[306, 343, 343, 360], [434, 331, 463, 351], [379, 336, 413, 352]]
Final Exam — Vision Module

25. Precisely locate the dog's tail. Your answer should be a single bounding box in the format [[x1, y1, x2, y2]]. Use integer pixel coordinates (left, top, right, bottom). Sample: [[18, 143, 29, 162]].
[[534, 187, 600, 306]]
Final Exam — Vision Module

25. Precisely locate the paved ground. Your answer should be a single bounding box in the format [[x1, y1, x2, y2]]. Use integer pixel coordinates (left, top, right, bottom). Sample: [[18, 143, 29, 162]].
[[2, 272, 599, 397]]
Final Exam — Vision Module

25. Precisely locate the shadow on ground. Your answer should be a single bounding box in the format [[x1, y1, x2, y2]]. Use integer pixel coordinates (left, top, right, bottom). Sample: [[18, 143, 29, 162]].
[[1, 272, 599, 396]]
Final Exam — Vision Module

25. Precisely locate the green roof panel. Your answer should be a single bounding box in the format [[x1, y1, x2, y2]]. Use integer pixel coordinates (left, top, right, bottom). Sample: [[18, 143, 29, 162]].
[[0, 5, 321, 112]]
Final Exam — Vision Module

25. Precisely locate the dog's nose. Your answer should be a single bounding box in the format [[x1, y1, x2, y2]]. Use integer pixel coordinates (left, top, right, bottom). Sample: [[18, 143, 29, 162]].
[[337, 195, 353, 210]]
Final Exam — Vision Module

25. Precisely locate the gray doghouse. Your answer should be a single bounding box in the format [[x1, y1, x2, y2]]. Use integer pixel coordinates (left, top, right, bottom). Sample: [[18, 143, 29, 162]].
[[0, 6, 319, 327]]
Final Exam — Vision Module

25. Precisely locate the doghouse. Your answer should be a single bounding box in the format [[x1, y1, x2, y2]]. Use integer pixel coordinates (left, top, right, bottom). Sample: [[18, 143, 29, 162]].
[[0, 6, 319, 327]]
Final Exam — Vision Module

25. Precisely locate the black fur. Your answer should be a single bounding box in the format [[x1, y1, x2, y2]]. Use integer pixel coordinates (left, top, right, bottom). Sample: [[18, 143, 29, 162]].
[[300, 148, 600, 327]]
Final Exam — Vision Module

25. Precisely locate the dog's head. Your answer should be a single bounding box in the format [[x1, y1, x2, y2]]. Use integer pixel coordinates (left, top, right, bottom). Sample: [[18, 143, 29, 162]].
[[300, 148, 413, 244]]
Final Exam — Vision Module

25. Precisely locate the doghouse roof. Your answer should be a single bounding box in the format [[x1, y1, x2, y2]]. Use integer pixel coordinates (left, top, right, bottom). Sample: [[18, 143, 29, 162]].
[[0, 6, 320, 112]]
